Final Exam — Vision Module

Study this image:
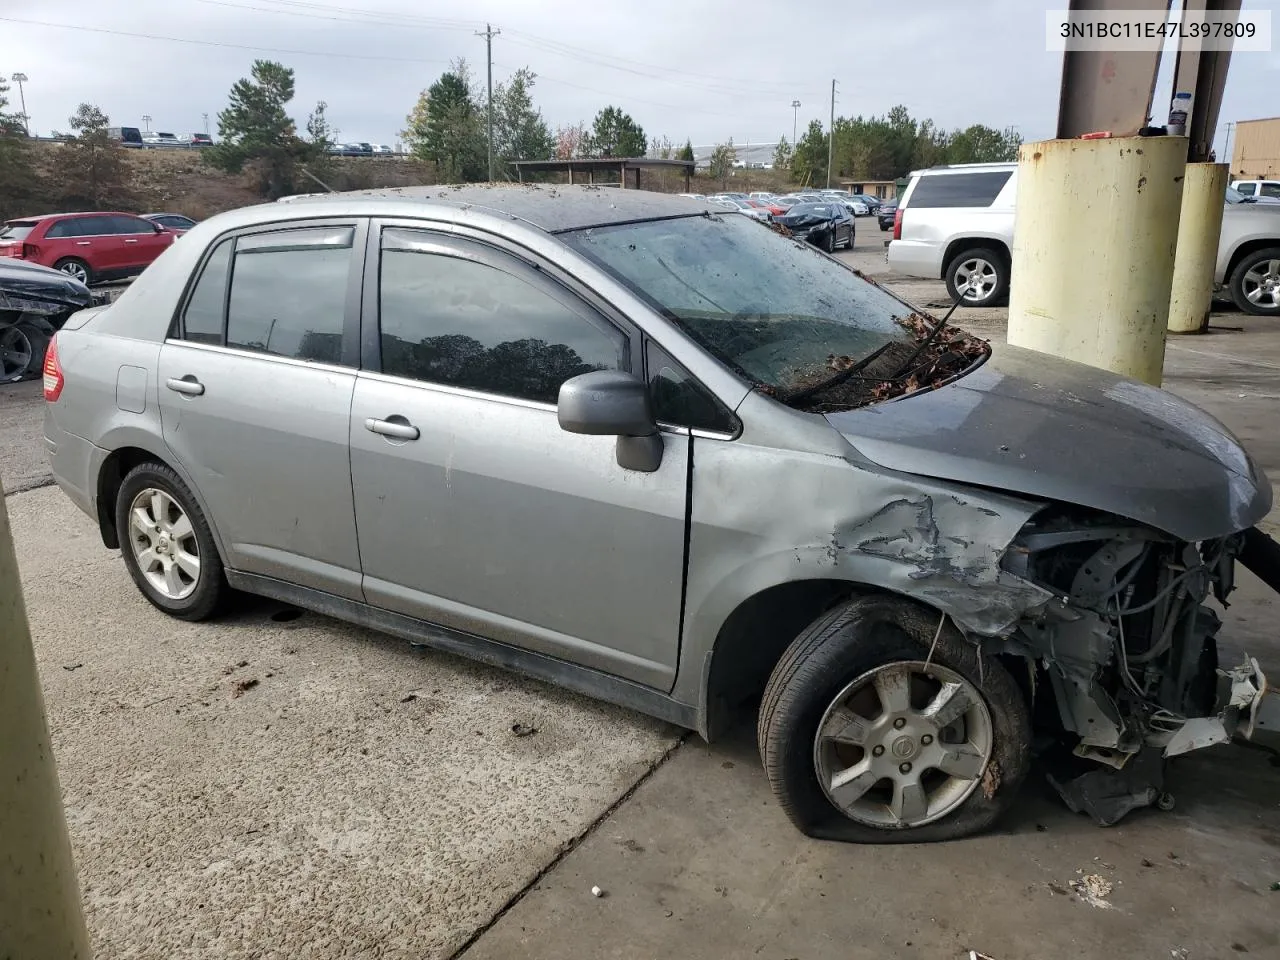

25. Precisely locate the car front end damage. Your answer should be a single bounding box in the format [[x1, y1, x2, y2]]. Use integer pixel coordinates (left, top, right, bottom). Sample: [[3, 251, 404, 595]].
[[993, 513, 1280, 824]]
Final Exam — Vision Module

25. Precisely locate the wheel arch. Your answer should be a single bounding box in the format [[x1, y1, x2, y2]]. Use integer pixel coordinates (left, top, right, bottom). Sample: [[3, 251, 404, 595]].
[[940, 237, 1011, 281], [94, 438, 227, 566], [1225, 239, 1280, 287]]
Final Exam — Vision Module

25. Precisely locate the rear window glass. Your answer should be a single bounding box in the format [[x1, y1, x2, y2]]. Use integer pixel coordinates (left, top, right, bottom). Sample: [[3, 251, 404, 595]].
[[907, 171, 1013, 208], [0, 222, 37, 241]]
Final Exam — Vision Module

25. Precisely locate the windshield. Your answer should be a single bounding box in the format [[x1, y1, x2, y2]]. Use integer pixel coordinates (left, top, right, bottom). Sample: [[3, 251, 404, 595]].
[[0, 222, 37, 241], [787, 203, 832, 217], [560, 213, 985, 408]]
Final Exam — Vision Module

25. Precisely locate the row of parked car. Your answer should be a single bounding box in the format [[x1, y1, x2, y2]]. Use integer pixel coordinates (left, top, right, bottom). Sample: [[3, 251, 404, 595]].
[[677, 189, 891, 253], [107, 127, 214, 148], [0, 210, 200, 381], [886, 161, 1280, 316], [326, 142, 397, 156]]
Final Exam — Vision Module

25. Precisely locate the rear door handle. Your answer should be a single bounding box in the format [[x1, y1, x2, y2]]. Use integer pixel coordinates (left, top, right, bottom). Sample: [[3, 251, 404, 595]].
[[76, 241, 91, 246], [166, 376, 204, 396], [365, 417, 419, 441], [124, 238, 139, 243]]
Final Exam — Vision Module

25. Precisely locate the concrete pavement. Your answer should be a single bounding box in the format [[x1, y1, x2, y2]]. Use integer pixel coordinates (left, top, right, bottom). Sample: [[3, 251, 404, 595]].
[[12, 486, 677, 960]]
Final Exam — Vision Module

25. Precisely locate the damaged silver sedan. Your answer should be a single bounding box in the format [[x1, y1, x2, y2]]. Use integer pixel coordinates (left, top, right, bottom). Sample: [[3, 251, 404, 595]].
[[44, 185, 1279, 842]]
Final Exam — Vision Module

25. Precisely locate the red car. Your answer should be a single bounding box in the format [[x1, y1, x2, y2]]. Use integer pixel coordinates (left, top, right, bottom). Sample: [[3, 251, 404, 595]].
[[0, 211, 178, 285]]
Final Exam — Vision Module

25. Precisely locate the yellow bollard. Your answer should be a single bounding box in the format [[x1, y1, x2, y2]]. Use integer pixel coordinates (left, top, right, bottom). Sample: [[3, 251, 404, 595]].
[[1007, 136, 1187, 386], [0, 480, 91, 959], [1168, 162, 1229, 335]]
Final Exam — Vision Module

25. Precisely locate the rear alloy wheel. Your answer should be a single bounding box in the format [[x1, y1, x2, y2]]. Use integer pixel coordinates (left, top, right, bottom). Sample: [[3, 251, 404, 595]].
[[945, 248, 1008, 308], [758, 594, 1030, 843], [53, 257, 92, 285], [116, 461, 228, 621], [0, 322, 47, 383], [1229, 247, 1280, 316]]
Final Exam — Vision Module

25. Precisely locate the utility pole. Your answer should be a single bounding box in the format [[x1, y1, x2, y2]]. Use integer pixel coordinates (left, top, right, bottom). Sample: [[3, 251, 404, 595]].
[[476, 22, 500, 181], [202, 112, 209, 136], [142, 114, 152, 133], [11, 72, 29, 136], [790, 99, 800, 147], [827, 80, 837, 189], [1223, 121, 1235, 170]]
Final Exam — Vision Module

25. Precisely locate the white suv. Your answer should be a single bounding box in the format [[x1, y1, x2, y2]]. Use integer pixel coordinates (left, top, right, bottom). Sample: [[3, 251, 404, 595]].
[[889, 163, 1280, 316], [1232, 180, 1280, 200], [887, 163, 1018, 307]]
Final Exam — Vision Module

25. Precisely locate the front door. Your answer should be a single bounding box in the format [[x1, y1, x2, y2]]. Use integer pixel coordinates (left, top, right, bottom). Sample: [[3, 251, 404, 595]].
[[111, 214, 172, 271], [349, 225, 689, 689], [157, 221, 366, 599]]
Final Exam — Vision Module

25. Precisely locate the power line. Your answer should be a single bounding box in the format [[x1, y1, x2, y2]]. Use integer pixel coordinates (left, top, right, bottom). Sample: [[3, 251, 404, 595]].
[[0, 15, 456, 65], [191, 0, 808, 94]]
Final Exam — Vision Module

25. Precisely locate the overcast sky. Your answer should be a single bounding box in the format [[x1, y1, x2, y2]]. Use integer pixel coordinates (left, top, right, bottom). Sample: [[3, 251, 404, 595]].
[[4, 0, 1278, 152]]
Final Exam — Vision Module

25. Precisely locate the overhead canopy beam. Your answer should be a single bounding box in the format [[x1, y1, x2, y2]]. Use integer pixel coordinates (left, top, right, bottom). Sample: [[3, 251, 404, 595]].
[[1172, 0, 1242, 162], [1057, 0, 1173, 139]]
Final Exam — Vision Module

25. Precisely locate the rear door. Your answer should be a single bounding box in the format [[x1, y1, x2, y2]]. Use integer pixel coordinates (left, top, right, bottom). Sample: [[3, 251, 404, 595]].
[[157, 219, 367, 599], [46, 216, 125, 273]]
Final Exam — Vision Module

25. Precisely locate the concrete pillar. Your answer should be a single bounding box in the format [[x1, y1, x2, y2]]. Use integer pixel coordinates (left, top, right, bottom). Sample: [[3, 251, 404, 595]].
[[1007, 136, 1187, 386], [1168, 162, 1229, 334], [0, 481, 91, 959]]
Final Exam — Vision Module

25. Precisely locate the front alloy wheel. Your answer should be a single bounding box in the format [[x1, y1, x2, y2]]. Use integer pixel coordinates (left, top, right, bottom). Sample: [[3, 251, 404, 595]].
[[813, 662, 992, 828]]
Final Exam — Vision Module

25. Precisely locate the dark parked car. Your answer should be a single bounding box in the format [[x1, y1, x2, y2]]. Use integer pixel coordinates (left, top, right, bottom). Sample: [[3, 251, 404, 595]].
[[107, 126, 144, 148], [774, 202, 855, 252], [143, 213, 198, 233], [0, 212, 178, 285], [0, 257, 97, 382], [878, 200, 898, 232], [187, 133, 214, 146]]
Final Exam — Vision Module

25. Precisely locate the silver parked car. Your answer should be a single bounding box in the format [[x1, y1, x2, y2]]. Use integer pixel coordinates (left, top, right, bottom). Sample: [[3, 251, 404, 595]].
[[889, 162, 1280, 315], [44, 186, 1280, 842]]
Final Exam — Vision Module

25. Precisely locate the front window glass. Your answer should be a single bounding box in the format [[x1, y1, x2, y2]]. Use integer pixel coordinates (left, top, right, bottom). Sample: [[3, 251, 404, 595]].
[[561, 213, 985, 410]]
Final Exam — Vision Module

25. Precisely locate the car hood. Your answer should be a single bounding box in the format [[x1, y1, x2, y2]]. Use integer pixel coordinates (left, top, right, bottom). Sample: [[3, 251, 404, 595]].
[[0, 257, 94, 315], [825, 345, 1271, 541]]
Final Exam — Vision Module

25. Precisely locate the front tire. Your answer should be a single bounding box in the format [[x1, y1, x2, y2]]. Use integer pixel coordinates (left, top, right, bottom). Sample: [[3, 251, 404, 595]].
[[1228, 247, 1280, 316], [944, 247, 1008, 308], [758, 594, 1030, 843], [115, 461, 229, 621], [822, 229, 835, 253]]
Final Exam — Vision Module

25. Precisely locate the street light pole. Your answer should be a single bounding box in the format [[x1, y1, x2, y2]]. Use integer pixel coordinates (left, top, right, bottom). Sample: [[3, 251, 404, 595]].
[[11, 72, 29, 136], [790, 99, 800, 147], [141, 114, 152, 133], [202, 112, 209, 136]]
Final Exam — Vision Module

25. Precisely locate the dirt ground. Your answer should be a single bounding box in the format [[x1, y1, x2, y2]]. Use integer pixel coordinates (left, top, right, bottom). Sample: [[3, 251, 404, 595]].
[[4, 217, 1279, 959]]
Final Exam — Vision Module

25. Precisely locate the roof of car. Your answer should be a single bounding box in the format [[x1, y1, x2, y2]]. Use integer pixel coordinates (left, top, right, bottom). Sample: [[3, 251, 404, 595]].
[[275, 184, 714, 233], [6, 211, 135, 223], [908, 161, 1017, 177]]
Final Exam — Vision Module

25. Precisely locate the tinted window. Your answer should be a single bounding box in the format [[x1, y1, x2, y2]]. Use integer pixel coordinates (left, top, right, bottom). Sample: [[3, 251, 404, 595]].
[[73, 216, 116, 236], [110, 215, 154, 235], [378, 232, 626, 405], [225, 227, 353, 364], [907, 171, 1012, 208], [182, 239, 232, 345], [1262, 183, 1280, 199], [647, 342, 736, 433], [1236, 182, 1257, 196], [160, 216, 195, 228]]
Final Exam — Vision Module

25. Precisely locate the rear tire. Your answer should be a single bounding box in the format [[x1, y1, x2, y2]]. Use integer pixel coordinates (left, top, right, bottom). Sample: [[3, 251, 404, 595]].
[[115, 461, 229, 621], [758, 594, 1030, 843], [1228, 246, 1280, 316], [53, 257, 93, 285], [944, 247, 1008, 308]]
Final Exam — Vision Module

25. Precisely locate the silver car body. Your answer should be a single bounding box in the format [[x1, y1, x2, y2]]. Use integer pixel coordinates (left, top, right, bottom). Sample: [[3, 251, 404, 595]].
[[889, 162, 1280, 289], [45, 186, 1274, 757]]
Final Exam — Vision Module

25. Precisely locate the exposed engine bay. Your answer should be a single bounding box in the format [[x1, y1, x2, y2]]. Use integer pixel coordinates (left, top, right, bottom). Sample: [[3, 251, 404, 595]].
[[999, 510, 1278, 825]]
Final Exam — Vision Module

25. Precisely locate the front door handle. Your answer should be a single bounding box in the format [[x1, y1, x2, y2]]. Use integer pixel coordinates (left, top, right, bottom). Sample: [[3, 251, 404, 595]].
[[124, 238, 139, 243], [365, 417, 419, 441], [76, 241, 91, 246], [166, 376, 205, 396]]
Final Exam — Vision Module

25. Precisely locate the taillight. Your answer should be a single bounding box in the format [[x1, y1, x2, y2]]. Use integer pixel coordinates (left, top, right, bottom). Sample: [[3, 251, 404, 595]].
[[43, 334, 64, 402], [892, 207, 903, 241]]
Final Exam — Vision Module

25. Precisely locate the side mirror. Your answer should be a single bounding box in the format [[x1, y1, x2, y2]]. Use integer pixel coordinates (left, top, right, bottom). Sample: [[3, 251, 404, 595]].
[[558, 370, 663, 473]]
